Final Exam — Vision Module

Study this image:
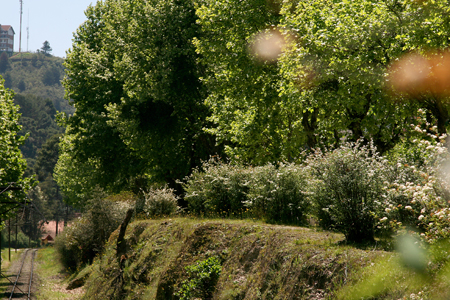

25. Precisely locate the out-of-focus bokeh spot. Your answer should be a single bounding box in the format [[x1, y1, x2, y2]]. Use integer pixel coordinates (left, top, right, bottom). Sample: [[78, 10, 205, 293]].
[[249, 29, 286, 62], [396, 233, 428, 273], [387, 52, 450, 97]]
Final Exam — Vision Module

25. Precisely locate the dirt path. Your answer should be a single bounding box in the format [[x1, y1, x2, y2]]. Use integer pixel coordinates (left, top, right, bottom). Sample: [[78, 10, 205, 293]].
[[33, 248, 85, 300]]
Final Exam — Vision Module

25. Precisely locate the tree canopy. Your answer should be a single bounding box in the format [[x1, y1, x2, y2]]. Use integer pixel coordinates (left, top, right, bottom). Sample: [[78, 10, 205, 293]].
[[56, 0, 450, 206], [56, 0, 221, 205]]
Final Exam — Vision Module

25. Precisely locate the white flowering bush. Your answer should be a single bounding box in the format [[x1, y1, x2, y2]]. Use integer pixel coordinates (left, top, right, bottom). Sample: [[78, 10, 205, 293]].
[[143, 186, 179, 217], [306, 140, 390, 243], [380, 116, 450, 244], [246, 163, 310, 225], [182, 158, 252, 217]]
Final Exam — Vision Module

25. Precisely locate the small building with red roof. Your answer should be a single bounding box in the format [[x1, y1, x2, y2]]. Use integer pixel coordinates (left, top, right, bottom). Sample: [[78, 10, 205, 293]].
[[41, 234, 54, 245]]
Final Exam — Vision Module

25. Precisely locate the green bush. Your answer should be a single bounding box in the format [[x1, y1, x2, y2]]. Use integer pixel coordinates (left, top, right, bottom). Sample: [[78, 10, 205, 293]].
[[176, 256, 222, 300], [143, 186, 179, 217], [55, 189, 133, 271], [306, 141, 389, 243], [182, 158, 252, 217], [246, 163, 310, 225], [1, 228, 35, 249]]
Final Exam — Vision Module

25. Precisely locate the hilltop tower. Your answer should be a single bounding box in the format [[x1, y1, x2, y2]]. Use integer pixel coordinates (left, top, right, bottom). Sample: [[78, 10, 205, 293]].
[[19, 0, 23, 53]]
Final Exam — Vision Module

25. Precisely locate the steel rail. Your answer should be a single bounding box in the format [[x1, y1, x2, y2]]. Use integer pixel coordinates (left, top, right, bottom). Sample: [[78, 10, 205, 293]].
[[27, 250, 36, 300], [9, 249, 31, 300]]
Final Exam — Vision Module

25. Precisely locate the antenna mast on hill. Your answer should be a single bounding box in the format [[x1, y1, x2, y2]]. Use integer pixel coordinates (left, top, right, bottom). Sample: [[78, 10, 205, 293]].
[[26, 10, 29, 52], [19, 0, 23, 53]]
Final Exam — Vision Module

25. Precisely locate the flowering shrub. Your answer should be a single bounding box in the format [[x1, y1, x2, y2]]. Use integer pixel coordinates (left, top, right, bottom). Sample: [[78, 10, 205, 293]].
[[182, 116, 450, 246], [143, 186, 179, 217], [246, 163, 310, 225], [182, 158, 252, 217], [380, 117, 450, 244], [306, 140, 390, 243]]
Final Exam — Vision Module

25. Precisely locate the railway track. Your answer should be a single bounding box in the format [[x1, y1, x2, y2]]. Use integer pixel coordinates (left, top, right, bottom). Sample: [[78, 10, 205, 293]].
[[6, 249, 37, 300]]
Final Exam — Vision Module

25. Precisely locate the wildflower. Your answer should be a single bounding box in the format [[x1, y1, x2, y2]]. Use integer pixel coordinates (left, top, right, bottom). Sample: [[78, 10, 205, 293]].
[[380, 217, 388, 222], [418, 215, 424, 220], [405, 206, 413, 211]]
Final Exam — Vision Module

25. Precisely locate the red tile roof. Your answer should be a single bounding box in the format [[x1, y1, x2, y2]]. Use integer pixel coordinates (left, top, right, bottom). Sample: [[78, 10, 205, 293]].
[[1, 25, 15, 34]]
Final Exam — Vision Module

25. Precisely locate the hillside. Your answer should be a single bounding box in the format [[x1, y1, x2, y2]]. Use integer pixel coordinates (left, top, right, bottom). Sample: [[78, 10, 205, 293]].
[[72, 218, 394, 300], [0, 52, 73, 114], [0, 52, 74, 228]]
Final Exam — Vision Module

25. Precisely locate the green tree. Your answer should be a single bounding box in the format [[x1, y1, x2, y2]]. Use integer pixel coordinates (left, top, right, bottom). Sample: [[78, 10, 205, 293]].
[[42, 66, 60, 86], [14, 94, 62, 165], [0, 52, 9, 73], [276, 0, 416, 153], [40, 41, 52, 55], [0, 76, 34, 217], [395, 1, 450, 135], [3, 73, 12, 89], [194, 0, 298, 164], [57, 1, 153, 202], [54, 131, 102, 208], [57, 0, 220, 206], [279, 0, 450, 147], [104, 0, 219, 182], [33, 134, 69, 221], [17, 79, 26, 92]]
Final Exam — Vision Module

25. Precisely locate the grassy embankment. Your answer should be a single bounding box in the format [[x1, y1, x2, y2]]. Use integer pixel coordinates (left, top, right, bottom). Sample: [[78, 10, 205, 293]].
[[63, 217, 411, 300]]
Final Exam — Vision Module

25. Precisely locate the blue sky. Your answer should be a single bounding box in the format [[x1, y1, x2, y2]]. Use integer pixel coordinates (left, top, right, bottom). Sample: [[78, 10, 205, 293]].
[[1, 0, 99, 58]]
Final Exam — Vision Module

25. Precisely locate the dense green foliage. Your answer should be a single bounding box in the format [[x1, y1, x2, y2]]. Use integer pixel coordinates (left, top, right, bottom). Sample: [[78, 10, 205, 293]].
[[247, 163, 310, 224], [176, 256, 222, 300], [57, 0, 450, 231], [182, 123, 450, 244], [183, 158, 310, 225], [306, 141, 390, 243], [46, 1, 450, 298], [0, 52, 72, 224], [194, 0, 290, 164], [56, 0, 221, 205], [55, 189, 133, 270], [15, 94, 62, 165], [0, 53, 72, 113], [0, 76, 34, 217], [0, 52, 71, 229], [58, 0, 450, 209], [183, 159, 252, 217]]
